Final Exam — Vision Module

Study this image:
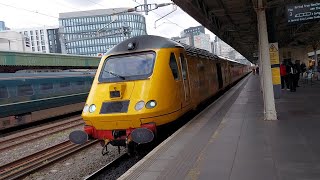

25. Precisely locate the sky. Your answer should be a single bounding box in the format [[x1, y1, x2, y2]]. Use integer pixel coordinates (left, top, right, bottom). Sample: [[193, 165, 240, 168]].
[[0, 0, 216, 40]]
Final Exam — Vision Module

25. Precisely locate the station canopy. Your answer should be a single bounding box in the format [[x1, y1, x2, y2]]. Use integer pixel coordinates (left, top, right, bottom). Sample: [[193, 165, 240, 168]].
[[172, 0, 320, 63]]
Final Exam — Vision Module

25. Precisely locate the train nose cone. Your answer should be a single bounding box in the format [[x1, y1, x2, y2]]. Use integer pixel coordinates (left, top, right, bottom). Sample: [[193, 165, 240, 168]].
[[69, 130, 88, 145], [131, 128, 154, 144]]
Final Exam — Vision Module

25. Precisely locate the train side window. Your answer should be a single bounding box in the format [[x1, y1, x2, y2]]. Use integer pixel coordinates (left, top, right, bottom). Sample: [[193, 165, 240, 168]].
[[169, 53, 180, 80], [0, 86, 8, 99], [39, 83, 53, 94], [17, 84, 34, 96], [180, 53, 188, 80], [74, 81, 85, 89], [60, 82, 71, 89]]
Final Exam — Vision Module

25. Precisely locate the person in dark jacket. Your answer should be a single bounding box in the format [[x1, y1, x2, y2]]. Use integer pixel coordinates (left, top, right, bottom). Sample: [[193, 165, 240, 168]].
[[256, 66, 259, 75], [286, 59, 295, 92], [280, 61, 288, 90], [294, 60, 301, 88], [301, 62, 306, 74]]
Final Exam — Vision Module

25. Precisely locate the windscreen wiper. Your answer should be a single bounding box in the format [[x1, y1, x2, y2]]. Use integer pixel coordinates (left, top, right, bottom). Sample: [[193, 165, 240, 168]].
[[104, 70, 126, 80]]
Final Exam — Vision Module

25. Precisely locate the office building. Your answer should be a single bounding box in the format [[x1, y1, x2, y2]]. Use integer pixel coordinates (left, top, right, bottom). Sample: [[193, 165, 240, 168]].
[[193, 33, 211, 52], [180, 25, 205, 37], [171, 36, 191, 45], [0, 21, 5, 31], [0, 31, 31, 52], [15, 26, 61, 53], [59, 8, 147, 56], [47, 27, 62, 53]]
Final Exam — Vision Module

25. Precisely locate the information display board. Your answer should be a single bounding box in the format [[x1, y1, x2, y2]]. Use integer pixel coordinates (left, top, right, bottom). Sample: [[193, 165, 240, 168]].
[[287, 2, 320, 23]]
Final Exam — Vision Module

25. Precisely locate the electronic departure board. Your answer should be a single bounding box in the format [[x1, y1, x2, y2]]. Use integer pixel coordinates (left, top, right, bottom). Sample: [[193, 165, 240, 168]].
[[287, 2, 320, 24]]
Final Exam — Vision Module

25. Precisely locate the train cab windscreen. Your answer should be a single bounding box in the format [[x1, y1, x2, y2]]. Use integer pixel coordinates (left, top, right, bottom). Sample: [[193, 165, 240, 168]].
[[99, 52, 155, 82]]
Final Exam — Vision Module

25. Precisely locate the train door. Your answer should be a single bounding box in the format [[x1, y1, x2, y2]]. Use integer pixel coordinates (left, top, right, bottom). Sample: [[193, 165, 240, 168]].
[[179, 53, 190, 108], [216, 63, 223, 89]]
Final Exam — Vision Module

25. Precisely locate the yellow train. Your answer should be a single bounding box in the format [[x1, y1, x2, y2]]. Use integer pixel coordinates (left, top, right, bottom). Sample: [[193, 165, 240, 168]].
[[69, 35, 249, 154]]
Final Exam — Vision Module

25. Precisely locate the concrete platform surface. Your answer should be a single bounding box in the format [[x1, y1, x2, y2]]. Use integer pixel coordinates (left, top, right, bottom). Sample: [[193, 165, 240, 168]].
[[119, 75, 320, 180]]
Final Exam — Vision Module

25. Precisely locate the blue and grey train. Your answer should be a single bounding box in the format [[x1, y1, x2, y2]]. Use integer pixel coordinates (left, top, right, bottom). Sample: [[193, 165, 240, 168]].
[[0, 71, 94, 130]]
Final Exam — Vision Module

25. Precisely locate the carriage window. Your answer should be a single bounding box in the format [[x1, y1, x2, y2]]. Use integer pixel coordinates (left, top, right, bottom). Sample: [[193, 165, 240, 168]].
[[74, 81, 85, 87], [0, 86, 8, 99], [17, 84, 34, 96], [40, 83, 53, 93], [60, 82, 71, 89], [180, 53, 188, 80], [169, 53, 180, 80]]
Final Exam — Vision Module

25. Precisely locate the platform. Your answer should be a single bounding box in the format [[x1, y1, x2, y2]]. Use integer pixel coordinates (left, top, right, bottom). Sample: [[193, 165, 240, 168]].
[[119, 74, 320, 180]]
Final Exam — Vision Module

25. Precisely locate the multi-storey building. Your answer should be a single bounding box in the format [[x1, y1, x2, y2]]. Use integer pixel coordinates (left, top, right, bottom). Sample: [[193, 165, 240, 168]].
[[180, 25, 205, 37], [15, 26, 62, 53], [171, 36, 191, 45], [0, 21, 6, 31], [59, 8, 147, 56], [193, 33, 211, 52], [0, 31, 31, 52], [47, 28, 62, 53], [214, 36, 246, 61]]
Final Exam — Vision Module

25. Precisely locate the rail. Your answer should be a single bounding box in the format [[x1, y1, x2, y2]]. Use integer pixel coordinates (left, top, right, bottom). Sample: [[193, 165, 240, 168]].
[[0, 117, 83, 151], [0, 140, 98, 180]]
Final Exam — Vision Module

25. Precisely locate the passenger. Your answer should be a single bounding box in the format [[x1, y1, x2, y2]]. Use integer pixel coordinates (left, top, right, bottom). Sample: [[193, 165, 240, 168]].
[[280, 61, 287, 90], [300, 62, 306, 74], [294, 60, 301, 87], [256, 66, 259, 75], [286, 59, 295, 92], [252, 68, 256, 75]]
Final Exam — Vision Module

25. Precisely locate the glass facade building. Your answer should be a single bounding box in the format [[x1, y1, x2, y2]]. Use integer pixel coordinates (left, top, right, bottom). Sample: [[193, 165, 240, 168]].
[[0, 21, 6, 31], [59, 8, 147, 56], [47, 28, 62, 53]]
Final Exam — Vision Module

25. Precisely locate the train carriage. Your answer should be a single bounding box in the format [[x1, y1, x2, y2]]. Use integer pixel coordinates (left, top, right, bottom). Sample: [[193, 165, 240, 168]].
[[69, 35, 249, 153]]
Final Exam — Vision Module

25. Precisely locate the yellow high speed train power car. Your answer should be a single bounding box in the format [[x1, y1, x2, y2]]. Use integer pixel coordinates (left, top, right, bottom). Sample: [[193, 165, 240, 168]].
[[69, 35, 249, 154]]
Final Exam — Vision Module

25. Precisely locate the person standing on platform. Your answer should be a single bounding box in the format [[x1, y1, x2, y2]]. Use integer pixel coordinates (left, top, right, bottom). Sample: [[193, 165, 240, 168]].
[[280, 61, 287, 90], [256, 66, 259, 75], [286, 59, 295, 92], [294, 60, 301, 87], [301, 62, 306, 76]]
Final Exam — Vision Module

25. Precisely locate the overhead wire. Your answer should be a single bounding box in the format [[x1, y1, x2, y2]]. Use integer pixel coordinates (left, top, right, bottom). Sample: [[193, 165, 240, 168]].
[[131, 0, 185, 29]]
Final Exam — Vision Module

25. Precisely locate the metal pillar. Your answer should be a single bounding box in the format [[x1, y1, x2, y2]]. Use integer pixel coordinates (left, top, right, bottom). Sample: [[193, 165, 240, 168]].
[[144, 0, 149, 15], [257, 19, 264, 93], [259, 41, 264, 93], [256, 1, 277, 120]]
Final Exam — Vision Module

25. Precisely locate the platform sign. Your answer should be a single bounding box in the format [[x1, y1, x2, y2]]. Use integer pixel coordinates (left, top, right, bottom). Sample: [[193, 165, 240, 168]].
[[287, 2, 320, 24], [269, 43, 281, 99], [269, 44, 280, 65]]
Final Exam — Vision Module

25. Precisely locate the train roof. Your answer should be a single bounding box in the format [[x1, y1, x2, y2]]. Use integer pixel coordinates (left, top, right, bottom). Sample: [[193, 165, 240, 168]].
[[105, 35, 183, 55], [106, 35, 247, 65]]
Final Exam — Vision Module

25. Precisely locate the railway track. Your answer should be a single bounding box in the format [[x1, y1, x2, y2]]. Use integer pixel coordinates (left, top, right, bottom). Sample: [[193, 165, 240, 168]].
[[85, 154, 131, 180], [0, 117, 84, 151], [0, 140, 99, 180]]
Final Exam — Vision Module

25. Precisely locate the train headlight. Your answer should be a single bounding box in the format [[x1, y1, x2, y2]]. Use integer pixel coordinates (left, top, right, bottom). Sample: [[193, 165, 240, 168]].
[[135, 101, 145, 111], [83, 104, 89, 113], [146, 100, 157, 109], [89, 104, 96, 113]]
